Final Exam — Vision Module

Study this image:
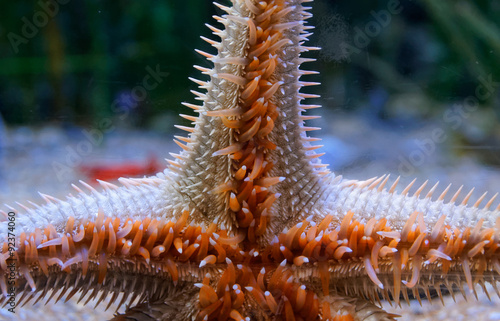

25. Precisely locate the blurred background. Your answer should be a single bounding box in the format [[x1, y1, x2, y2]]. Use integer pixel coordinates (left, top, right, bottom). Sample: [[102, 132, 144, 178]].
[[0, 1, 500, 319], [0, 0, 498, 198], [0, 0, 498, 164], [1, 0, 499, 126]]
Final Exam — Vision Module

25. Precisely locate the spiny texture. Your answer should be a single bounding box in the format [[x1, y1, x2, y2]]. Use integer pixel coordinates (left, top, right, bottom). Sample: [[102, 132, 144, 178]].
[[169, 0, 330, 236], [1, 0, 500, 320]]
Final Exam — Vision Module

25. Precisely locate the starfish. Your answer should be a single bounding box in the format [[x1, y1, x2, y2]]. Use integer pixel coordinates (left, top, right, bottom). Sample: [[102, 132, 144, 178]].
[[2, 0, 500, 320]]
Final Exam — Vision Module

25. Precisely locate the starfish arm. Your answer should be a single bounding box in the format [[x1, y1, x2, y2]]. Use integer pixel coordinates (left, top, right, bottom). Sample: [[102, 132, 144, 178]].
[[282, 180, 500, 307], [0, 208, 212, 311], [0, 175, 176, 240], [323, 175, 500, 230], [168, 0, 327, 234]]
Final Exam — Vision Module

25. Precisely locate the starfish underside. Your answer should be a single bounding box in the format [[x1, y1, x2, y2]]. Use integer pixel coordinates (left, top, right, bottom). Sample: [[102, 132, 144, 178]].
[[2, 1, 500, 320]]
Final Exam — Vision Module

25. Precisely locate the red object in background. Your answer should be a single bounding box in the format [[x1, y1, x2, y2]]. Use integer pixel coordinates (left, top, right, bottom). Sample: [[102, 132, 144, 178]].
[[79, 156, 163, 182]]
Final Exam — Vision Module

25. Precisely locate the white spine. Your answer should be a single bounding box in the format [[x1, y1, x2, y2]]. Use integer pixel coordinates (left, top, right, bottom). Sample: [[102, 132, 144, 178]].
[[1, 174, 173, 241], [323, 176, 500, 230]]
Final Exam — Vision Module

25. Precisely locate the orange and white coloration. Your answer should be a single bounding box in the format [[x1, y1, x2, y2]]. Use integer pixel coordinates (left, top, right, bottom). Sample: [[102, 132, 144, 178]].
[[1, 0, 500, 320]]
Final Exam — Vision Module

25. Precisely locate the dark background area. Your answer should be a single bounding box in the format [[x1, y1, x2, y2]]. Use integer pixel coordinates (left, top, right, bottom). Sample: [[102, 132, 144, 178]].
[[0, 0, 499, 164]]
